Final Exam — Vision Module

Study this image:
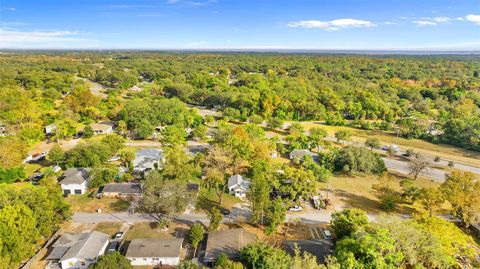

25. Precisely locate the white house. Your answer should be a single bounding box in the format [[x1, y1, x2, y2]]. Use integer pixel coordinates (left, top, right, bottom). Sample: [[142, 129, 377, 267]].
[[45, 123, 57, 135], [228, 174, 250, 198], [132, 148, 164, 174], [125, 238, 183, 266], [46, 231, 109, 269], [90, 121, 115, 135], [289, 149, 318, 161], [59, 168, 89, 195]]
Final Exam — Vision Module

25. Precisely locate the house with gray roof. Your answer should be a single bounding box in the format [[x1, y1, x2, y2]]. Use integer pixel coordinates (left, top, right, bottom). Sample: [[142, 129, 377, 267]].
[[125, 238, 183, 266], [101, 182, 143, 199], [46, 231, 109, 269], [132, 148, 164, 175], [227, 174, 250, 198], [90, 121, 115, 135], [289, 149, 318, 161], [59, 168, 89, 195], [203, 228, 257, 264]]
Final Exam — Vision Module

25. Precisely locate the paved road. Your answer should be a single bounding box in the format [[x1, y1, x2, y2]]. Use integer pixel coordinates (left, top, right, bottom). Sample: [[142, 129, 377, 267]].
[[382, 157, 447, 182]]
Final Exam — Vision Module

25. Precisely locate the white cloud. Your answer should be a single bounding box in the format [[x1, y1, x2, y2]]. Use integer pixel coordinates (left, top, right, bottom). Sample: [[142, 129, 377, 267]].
[[106, 4, 153, 8], [462, 14, 480, 24], [2, 7, 15, 11], [287, 18, 374, 31], [413, 17, 451, 26], [0, 28, 97, 48]]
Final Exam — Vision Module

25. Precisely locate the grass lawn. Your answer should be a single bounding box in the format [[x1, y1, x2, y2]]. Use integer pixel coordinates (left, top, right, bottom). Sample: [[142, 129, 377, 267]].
[[196, 188, 242, 212], [95, 222, 123, 237], [321, 172, 445, 215], [125, 222, 188, 240], [65, 193, 128, 213]]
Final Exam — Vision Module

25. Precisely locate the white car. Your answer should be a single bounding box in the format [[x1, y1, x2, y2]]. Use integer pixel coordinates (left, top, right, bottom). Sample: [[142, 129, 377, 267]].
[[108, 156, 120, 162], [288, 205, 303, 212], [322, 229, 332, 240]]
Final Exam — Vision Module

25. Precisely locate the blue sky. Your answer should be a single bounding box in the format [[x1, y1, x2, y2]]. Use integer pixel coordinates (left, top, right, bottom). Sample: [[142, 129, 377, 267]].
[[1, 0, 479, 50]]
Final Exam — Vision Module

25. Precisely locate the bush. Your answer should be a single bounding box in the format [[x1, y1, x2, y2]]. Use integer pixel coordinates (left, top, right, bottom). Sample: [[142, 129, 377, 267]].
[[333, 146, 386, 174]]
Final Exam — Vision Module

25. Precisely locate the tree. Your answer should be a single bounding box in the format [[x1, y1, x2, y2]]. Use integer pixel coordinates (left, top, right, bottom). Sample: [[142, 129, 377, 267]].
[[418, 187, 444, 217], [291, 245, 324, 269], [162, 145, 198, 182], [440, 171, 480, 227], [160, 125, 186, 147], [335, 227, 403, 268], [177, 260, 199, 269], [308, 127, 328, 152], [267, 117, 284, 130], [241, 241, 292, 269], [249, 114, 263, 125], [207, 207, 223, 231], [48, 144, 65, 165], [448, 161, 454, 168], [89, 166, 118, 188], [365, 137, 380, 150], [400, 179, 421, 204], [215, 253, 244, 269], [330, 208, 369, 239], [408, 154, 431, 180], [118, 148, 136, 169], [84, 125, 94, 138], [434, 156, 441, 163], [0, 136, 27, 169], [265, 199, 287, 235], [141, 170, 192, 223], [189, 223, 205, 257], [248, 172, 270, 225], [101, 134, 125, 153], [333, 146, 386, 174], [118, 120, 128, 137], [373, 173, 401, 211], [89, 251, 133, 269], [193, 124, 207, 141], [334, 130, 351, 144]]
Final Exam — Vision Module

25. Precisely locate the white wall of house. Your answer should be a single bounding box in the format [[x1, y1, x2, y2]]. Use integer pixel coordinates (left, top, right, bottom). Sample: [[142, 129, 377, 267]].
[[60, 258, 93, 269], [127, 256, 180, 266], [61, 181, 87, 195], [229, 187, 247, 198]]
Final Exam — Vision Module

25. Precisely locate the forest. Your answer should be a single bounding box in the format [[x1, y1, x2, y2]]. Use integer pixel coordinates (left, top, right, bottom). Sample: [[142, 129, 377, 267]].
[[1, 52, 479, 154]]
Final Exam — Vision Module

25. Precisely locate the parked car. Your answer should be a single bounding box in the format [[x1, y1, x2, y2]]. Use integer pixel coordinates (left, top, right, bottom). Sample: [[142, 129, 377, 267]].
[[114, 232, 124, 241], [322, 229, 332, 240], [220, 208, 231, 216], [107, 241, 120, 253], [288, 205, 303, 212]]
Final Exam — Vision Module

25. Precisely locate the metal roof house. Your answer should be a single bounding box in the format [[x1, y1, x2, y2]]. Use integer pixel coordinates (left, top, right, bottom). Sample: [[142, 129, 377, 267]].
[[289, 149, 318, 161], [58, 168, 89, 195], [227, 174, 250, 198], [125, 238, 183, 266], [46, 231, 109, 269], [203, 228, 257, 265], [132, 148, 164, 175]]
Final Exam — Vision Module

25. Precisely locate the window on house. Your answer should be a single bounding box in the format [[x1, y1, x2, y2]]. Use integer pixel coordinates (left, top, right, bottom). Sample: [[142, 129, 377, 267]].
[[74, 189, 82, 194], [64, 189, 71, 195]]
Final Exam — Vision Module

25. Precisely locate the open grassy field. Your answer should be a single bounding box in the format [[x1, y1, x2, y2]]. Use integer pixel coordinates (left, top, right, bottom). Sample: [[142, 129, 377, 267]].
[[125, 222, 189, 240], [299, 122, 480, 167], [320, 172, 446, 215]]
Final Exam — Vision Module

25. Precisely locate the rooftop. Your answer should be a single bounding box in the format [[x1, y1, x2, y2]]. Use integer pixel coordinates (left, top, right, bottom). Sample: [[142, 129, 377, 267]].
[[125, 238, 183, 258], [47, 231, 109, 262], [204, 228, 257, 262], [59, 168, 89, 185], [102, 183, 143, 194], [90, 121, 115, 131]]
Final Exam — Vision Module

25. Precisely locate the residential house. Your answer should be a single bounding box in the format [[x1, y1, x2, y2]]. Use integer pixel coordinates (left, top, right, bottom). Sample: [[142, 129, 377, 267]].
[[132, 148, 164, 174], [45, 123, 57, 135], [46, 231, 109, 269], [203, 228, 257, 265], [227, 174, 250, 198], [125, 238, 183, 266], [90, 121, 115, 135], [59, 168, 89, 195], [289, 149, 318, 161], [101, 183, 143, 199]]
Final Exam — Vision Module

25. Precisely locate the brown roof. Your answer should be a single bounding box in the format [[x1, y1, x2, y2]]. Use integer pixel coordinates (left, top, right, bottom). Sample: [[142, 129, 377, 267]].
[[204, 228, 257, 262], [125, 238, 183, 258]]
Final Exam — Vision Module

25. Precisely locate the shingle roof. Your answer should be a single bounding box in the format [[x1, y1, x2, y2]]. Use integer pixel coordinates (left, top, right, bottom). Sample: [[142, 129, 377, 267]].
[[289, 149, 318, 159], [227, 174, 250, 190], [91, 121, 115, 131], [56, 231, 109, 262], [204, 228, 257, 262], [102, 183, 143, 194], [59, 168, 89, 185], [125, 238, 183, 258]]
